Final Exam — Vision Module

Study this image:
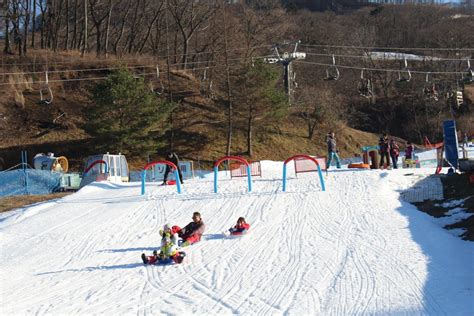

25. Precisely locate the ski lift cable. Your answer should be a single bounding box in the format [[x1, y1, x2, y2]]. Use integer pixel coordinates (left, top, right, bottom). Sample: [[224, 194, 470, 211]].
[[304, 52, 470, 62], [0, 45, 274, 67], [1, 58, 467, 87], [1, 55, 276, 76], [0, 64, 235, 86], [299, 43, 474, 52], [293, 60, 467, 75]]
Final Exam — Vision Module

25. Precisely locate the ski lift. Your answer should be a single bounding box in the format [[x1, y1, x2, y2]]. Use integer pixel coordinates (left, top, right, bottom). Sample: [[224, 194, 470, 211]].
[[461, 59, 473, 84], [292, 71, 298, 89], [324, 55, 340, 81], [200, 67, 213, 99], [447, 81, 464, 109], [39, 71, 53, 105], [423, 72, 438, 101], [151, 65, 165, 96], [358, 69, 373, 98], [397, 58, 412, 83], [456, 90, 464, 108]]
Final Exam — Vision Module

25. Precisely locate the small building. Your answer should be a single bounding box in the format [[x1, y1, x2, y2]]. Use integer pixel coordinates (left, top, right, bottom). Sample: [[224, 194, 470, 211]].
[[80, 153, 129, 188]]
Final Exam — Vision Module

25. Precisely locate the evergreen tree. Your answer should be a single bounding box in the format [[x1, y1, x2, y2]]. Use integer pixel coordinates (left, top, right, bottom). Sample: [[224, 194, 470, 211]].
[[85, 68, 174, 154], [236, 60, 288, 156]]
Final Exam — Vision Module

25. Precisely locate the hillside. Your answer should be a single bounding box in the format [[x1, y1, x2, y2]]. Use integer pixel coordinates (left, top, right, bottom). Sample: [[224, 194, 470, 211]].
[[0, 49, 381, 171], [1, 162, 473, 314], [2, 2, 473, 171]]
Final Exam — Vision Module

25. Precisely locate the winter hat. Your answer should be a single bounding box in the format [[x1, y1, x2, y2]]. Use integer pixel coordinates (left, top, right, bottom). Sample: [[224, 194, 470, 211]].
[[163, 223, 171, 231]]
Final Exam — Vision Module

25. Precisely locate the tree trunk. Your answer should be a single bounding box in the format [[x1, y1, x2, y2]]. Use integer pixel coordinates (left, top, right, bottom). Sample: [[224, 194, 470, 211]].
[[126, 0, 141, 54], [54, 0, 64, 51], [11, 2, 22, 56], [71, 0, 78, 49], [138, 7, 161, 54], [104, 0, 113, 58], [247, 106, 253, 157], [166, 0, 174, 149], [223, 3, 232, 156], [23, 0, 30, 55], [64, 0, 69, 50], [3, 0, 12, 54], [31, 0, 36, 48], [81, 0, 88, 56], [39, 1, 45, 48], [112, 1, 131, 56]]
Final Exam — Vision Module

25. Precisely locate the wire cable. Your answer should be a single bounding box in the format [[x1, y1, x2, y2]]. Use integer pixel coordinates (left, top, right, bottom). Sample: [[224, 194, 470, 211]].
[[300, 43, 474, 52], [294, 60, 466, 75], [304, 52, 471, 62], [0, 45, 273, 67], [0, 55, 274, 76], [0, 64, 242, 86]]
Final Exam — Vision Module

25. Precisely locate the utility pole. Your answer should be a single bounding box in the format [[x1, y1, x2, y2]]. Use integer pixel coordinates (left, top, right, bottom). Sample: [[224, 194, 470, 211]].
[[265, 41, 306, 105]]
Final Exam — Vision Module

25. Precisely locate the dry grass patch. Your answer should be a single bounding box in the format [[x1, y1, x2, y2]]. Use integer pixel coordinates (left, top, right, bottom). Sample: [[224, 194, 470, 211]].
[[0, 193, 72, 213]]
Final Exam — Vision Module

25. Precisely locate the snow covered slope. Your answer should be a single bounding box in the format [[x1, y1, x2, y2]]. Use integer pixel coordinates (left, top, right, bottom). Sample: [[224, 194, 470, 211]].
[[1, 161, 473, 315]]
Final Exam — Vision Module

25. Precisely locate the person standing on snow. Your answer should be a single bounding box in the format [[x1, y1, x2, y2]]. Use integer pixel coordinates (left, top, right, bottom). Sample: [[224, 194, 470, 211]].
[[405, 142, 415, 160], [379, 134, 390, 169], [389, 139, 400, 169], [326, 131, 341, 169], [162, 151, 184, 185]]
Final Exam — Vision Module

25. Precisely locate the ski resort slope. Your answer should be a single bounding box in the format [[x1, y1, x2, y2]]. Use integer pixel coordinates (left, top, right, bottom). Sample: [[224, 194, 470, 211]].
[[1, 161, 473, 315]]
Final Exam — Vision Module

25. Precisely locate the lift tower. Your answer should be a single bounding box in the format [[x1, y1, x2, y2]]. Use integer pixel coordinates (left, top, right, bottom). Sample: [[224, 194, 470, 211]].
[[265, 41, 306, 105]]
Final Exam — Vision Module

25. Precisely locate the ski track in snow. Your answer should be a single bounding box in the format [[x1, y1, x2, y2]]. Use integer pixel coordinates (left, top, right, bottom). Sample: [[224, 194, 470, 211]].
[[1, 163, 473, 315]]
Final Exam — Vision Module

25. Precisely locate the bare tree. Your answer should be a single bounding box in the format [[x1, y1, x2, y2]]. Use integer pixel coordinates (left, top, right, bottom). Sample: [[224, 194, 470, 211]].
[[295, 84, 344, 140], [168, 0, 216, 69], [3, 0, 13, 54], [81, 0, 88, 56]]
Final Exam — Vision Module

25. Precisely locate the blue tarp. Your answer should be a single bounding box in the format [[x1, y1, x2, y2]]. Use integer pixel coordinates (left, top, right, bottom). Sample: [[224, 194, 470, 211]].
[[443, 120, 459, 169]]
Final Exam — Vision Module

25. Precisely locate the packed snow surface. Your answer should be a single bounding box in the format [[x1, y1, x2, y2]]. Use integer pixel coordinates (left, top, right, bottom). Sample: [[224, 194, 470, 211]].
[[1, 161, 473, 315]]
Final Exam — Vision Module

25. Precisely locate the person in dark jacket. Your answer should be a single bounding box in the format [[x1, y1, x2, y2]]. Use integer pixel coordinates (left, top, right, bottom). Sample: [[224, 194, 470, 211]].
[[389, 139, 400, 169], [379, 134, 390, 169], [162, 152, 184, 185], [405, 142, 415, 160], [326, 131, 341, 169], [172, 212, 205, 247]]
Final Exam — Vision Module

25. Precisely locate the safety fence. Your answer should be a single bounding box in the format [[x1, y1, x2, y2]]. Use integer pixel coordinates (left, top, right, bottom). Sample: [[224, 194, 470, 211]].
[[0, 168, 61, 197]]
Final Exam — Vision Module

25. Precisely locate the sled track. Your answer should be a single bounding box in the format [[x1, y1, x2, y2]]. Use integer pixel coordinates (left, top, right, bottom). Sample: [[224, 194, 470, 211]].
[[138, 183, 282, 313]]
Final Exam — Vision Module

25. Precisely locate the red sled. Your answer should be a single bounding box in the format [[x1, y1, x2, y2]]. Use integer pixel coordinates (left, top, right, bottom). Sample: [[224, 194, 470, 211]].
[[230, 231, 247, 236], [166, 180, 176, 185], [228, 230, 249, 237]]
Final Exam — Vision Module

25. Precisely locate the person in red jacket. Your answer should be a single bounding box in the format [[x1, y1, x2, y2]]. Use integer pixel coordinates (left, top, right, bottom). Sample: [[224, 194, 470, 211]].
[[228, 217, 250, 235], [172, 212, 205, 247]]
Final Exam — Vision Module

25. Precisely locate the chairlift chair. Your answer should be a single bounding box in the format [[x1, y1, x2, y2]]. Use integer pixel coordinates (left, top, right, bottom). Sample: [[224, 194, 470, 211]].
[[39, 71, 53, 105], [423, 73, 439, 101], [397, 58, 412, 83], [200, 67, 213, 99], [152, 65, 165, 96], [461, 59, 473, 84], [324, 54, 340, 81], [456, 90, 464, 108], [358, 69, 373, 98]]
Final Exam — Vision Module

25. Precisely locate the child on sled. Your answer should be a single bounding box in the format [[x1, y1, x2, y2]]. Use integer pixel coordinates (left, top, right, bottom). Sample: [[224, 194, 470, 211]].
[[141, 224, 185, 265], [228, 217, 250, 236]]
